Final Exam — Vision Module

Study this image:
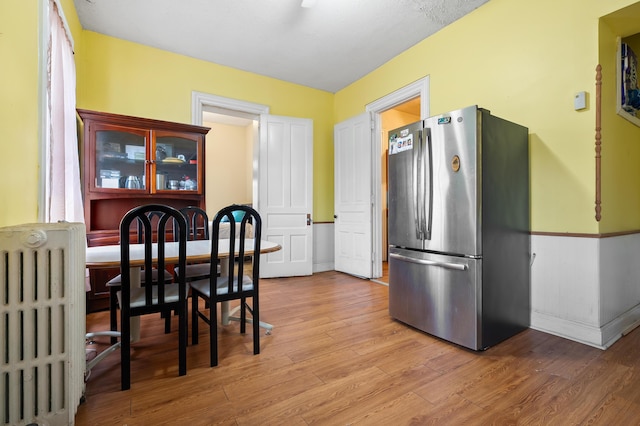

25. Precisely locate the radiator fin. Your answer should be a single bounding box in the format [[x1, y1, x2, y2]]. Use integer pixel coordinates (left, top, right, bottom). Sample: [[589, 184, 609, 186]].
[[0, 223, 85, 426]]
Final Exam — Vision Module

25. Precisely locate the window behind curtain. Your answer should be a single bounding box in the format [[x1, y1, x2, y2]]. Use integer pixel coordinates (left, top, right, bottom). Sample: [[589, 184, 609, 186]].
[[45, 0, 84, 224]]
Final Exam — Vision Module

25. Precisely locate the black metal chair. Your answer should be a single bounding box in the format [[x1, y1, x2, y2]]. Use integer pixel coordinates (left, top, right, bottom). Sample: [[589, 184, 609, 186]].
[[182, 206, 210, 241], [106, 210, 174, 340], [117, 204, 189, 390], [189, 204, 262, 366], [173, 206, 217, 282]]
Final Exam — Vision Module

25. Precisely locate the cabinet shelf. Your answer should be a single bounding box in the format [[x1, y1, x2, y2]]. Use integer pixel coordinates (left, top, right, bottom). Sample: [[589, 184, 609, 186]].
[[97, 157, 198, 170]]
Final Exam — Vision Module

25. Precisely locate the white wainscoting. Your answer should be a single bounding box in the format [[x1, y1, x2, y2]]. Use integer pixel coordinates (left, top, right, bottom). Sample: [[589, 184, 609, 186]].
[[313, 222, 335, 273], [531, 233, 640, 349]]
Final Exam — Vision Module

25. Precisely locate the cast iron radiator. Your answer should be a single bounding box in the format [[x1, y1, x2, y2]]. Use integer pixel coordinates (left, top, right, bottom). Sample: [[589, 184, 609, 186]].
[[0, 223, 86, 426]]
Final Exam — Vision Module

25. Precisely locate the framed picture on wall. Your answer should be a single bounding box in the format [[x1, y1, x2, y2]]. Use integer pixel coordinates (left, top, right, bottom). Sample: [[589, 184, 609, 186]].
[[617, 38, 640, 126]]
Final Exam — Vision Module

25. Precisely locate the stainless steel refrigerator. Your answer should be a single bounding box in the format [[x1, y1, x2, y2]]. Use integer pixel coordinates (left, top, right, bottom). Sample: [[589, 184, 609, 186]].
[[387, 105, 530, 350]]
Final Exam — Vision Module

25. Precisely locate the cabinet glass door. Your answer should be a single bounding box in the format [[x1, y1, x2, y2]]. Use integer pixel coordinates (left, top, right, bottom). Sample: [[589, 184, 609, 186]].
[[94, 126, 148, 190], [155, 133, 201, 192]]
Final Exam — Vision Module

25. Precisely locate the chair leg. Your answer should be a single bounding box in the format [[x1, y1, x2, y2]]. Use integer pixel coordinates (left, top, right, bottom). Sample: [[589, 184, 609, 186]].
[[252, 297, 260, 355], [191, 292, 199, 345], [120, 309, 131, 391], [178, 300, 187, 376], [164, 311, 172, 334], [109, 287, 118, 345], [210, 300, 218, 367], [240, 297, 246, 334]]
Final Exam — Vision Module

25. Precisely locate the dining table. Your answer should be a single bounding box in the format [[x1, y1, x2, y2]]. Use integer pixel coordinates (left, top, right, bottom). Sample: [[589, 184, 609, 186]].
[[85, 238, 281, 343]]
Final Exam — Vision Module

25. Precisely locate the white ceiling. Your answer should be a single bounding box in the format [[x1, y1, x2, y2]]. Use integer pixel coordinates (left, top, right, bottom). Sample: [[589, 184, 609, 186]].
[[73, 0, 489, 93]]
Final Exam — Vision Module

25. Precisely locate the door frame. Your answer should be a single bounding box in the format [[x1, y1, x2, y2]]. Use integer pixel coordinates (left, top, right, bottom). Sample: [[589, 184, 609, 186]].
[[192, 82, 430, 279], [365, 77, 430, 278], [191, 91, 269, 208]]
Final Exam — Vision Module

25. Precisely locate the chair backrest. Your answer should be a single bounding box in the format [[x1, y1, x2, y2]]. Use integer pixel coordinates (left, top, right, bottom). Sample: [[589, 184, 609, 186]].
[[120, 204, 188, 306], [180, 206, 209, 241], [211, 204, 262, 296], [133, 210, 170, 243]]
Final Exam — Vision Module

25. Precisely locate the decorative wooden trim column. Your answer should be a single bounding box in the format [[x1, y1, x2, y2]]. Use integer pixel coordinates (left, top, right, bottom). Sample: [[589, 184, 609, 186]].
[[595, 64, 602, 221]]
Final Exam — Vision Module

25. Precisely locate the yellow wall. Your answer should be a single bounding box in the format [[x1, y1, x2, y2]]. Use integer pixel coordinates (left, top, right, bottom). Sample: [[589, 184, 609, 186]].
[[599, 4, 640, 233], [0, 0, 40, 225], [4, 0, 640, 233], [0, 0, 82, 226], [203, 121, 253, 215], [75, 31, 335, 222], [336, 0, 640, 234]]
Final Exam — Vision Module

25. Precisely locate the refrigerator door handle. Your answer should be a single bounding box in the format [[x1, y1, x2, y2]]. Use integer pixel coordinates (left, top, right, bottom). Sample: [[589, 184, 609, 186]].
[[389, 253, 468, 271], [412, 131, 422, 240], [423, 126, 433, 241]]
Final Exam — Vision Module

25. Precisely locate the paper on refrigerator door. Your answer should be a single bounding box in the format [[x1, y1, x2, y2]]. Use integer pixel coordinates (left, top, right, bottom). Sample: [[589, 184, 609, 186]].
[[389, 133, 413, 155]]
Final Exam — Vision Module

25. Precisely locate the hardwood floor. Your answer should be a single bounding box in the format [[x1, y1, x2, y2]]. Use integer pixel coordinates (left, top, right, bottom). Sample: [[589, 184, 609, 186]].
[[77, 270, 640, 425]]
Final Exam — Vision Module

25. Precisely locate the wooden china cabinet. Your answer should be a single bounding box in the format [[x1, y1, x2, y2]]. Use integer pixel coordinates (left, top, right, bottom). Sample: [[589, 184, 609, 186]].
[[78, 109, 210, 312]]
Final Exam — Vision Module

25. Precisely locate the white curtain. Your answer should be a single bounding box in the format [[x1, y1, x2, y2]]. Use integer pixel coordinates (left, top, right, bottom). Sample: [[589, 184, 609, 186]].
[[45, 0, 84, 224]]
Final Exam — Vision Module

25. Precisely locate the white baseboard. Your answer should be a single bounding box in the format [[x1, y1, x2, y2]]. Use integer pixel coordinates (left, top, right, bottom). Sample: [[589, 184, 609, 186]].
[[531, 312, 608, 349], [532, 300, 640, 349], [313, 262, 334, 273], [600, 303, 640, 348]]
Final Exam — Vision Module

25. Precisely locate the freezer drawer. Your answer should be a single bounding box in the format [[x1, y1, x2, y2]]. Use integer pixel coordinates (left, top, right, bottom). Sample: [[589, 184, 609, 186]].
[[388, 247, 482, 350]]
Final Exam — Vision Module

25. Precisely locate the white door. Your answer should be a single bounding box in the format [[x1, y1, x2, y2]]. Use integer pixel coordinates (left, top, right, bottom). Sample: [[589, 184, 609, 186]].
[[334, 113, 373, 278], [258, 114, 313, 278]]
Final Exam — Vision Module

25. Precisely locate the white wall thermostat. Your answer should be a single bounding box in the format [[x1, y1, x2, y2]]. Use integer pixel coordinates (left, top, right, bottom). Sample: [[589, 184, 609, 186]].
[[574, 91, 587, 110]]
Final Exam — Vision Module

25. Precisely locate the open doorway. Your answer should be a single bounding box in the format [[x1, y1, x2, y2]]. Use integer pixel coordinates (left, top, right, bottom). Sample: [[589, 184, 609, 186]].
[[191, 91, 269, 219], [331, 76, 428, 281], [366, 77, 429, 282], [375, 97, 421, 284], [201, 107, 259, 218], [193, 92, 314, 278]]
